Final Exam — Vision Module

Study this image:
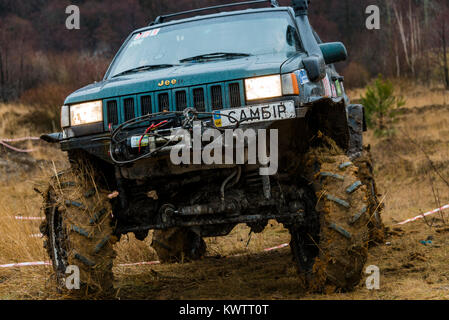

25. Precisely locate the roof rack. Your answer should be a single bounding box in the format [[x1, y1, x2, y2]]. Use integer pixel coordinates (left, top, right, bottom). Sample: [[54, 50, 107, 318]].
[[150, 0, 280, 25]]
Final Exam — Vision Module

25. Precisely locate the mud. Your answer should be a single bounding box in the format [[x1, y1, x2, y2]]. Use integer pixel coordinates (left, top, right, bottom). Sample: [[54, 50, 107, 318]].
[[304, 142, 371, 292], [42, 168, 117, 298]]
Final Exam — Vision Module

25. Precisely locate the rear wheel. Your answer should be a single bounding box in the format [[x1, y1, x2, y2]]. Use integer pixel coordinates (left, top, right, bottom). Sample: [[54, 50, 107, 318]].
[[40, 167, 117, 297], [289, 137, 371, 292], [152, 228, 206, 263]]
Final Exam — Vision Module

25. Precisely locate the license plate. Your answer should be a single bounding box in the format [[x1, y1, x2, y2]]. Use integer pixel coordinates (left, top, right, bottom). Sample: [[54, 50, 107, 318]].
[[213, 100, 296, 128]]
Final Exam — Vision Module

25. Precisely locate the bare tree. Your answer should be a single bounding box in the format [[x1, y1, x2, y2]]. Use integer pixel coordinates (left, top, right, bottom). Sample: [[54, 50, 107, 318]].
[[392, 1, 411, 74], [442, 19, 449, 89], [431, 1, 449, 89]]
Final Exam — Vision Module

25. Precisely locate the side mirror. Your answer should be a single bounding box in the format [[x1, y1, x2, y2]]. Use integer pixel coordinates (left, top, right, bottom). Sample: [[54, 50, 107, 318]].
[[319, 42, 348, 64], [302, 55, 326, 82]]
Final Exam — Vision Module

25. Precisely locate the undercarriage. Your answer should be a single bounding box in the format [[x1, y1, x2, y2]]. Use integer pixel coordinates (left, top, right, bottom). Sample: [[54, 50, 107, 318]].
[[113, 164, 312, 236]]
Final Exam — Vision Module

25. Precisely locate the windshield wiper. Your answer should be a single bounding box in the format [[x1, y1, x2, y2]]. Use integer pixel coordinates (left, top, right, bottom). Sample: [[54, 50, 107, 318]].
[[179, 52, 251, 63], [112, 64, 177, 78]]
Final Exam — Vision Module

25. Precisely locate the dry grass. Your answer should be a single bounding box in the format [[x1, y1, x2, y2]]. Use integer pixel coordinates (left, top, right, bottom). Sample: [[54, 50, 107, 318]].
[[368, 105, 449, 224], [1, 82, 449, 299], [0, 153, 63, 299], [0, 103, 56, 138], [348, 79, 449, 109]]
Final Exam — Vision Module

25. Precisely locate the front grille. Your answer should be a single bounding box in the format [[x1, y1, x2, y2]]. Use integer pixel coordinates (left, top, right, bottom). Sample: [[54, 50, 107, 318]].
[[175, 91, 187, 111], [124, 98, 135, 121], [193, 88, 205, 112], [229, 83, 241, 108], [158, 93, 170, 112], [211, 85, 223, 110], [141, 95, 152, 115], [107, 100, 118, 125], [103, 80, 245, 128]]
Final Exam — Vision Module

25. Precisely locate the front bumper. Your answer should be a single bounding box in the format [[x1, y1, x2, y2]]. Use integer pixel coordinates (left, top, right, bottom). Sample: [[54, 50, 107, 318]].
[[43, 95, 345, 164]]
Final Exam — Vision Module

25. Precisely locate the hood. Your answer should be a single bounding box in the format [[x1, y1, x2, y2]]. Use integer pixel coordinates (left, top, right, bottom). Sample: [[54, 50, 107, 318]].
[[65, 53, 296, 105]]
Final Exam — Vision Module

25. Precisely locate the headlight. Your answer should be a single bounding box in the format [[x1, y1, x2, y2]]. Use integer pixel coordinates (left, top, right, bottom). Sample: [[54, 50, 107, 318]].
[[69, 101, 103, 126], [245, 75, 282, 101]]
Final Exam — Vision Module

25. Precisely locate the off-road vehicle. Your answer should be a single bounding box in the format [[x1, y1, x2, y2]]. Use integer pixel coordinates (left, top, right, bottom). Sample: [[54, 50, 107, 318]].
[[40, 0, 384, 296]]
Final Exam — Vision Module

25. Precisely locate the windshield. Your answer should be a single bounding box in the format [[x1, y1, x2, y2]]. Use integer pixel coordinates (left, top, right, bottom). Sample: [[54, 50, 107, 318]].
[[107, 11, 302, 79]]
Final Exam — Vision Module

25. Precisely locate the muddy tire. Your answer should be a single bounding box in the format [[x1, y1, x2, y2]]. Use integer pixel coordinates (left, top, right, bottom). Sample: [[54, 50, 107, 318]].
[[290, 137, 371, 292], [288, 187, 321, 288], [353, 148, 385, 245], [152, 228, 206, 263], [40, 168, 117, 297]]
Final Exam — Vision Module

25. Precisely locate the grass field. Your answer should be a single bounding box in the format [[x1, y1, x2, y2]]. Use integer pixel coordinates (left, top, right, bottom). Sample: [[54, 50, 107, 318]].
[[1, 84, 449, 300]]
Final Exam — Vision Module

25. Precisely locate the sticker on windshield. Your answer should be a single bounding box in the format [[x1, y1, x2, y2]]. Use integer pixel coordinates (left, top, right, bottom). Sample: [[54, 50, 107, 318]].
[[296, 69, 310, 85], [133, 29, 158, 41], [150, 28, 160, 36], [142, 31, 151, 38]]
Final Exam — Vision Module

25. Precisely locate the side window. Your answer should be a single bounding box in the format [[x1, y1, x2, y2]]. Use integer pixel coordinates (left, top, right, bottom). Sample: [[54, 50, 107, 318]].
[[286, 25, 302, 52]]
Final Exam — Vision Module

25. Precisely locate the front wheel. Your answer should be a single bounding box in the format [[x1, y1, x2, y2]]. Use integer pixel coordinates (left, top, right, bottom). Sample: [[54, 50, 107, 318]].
[[289, 137, 372, 292], [40, 168, 117, 297], [353, 148, 385, 245]]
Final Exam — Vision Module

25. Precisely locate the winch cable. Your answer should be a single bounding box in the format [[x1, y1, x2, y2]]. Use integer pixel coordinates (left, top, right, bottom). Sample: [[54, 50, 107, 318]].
[[138, 120, 169, 154], [109, 109, 243, 165]]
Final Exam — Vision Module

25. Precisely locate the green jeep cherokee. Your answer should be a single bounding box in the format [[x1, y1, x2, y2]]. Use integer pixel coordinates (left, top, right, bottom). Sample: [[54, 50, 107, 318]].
[[40, 0, 383, 296]]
